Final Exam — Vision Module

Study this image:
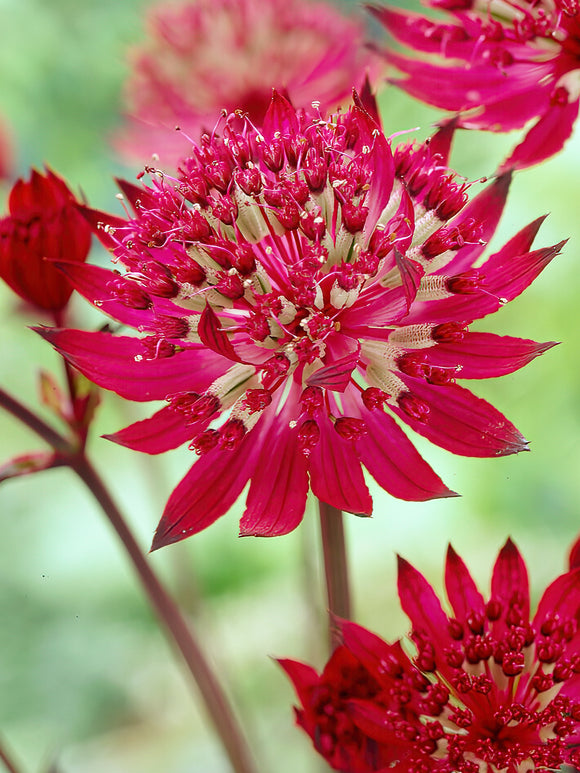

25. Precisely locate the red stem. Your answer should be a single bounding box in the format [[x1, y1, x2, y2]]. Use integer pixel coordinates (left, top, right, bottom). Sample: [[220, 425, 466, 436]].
[[0, 387, 258, 773], [318, 500, 351, 651]]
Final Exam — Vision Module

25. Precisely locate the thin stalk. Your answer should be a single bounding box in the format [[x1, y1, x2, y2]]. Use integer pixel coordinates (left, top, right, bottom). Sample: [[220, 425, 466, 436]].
[[0, 388, 257, 773], [318, 500, 351, 651], [0, 738, 22, 773]]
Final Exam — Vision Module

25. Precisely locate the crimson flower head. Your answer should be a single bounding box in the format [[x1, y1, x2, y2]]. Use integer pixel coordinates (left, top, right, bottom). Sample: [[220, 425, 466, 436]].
[[0, 168, 92, 317], [43, 93, 560, 547], [370, 0, 580, 169], [117, 0, 376, 164], [281, 540, 580, 773]]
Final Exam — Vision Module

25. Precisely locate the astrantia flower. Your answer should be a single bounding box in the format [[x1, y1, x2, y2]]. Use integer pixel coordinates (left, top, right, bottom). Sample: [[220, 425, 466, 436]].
[[43, 94, 561, 547], [117, 0, 376, 164], [0, 169, 92, 317], [370, 0, 580, 169], [281, 540, 580, 772]]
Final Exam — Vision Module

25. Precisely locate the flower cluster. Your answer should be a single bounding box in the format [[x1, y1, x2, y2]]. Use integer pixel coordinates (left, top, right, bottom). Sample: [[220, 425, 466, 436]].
[[370, 0, 580, 169], [0, 168, 92, 317], [117, 0, 375, 165], [281, 540, 580, 773], [43, 93, 560, 548]]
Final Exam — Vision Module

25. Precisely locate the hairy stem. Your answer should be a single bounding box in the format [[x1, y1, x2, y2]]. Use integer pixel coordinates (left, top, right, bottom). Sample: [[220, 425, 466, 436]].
[[318, 500, 351, 651], [0, 387, 258, 773]]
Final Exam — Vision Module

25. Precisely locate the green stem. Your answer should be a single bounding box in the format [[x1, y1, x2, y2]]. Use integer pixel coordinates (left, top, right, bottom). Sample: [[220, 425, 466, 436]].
[[0, 387, 258, 773], [318, 500, 351, 651]]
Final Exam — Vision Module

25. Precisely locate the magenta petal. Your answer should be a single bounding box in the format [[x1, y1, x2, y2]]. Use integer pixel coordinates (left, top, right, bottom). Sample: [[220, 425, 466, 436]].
[[342, 389, 454, 501], [152, 438, 257, 549], [309, 413, 372, 515], [262, 90, 300, 142], [426, 333, 556, 379], [428, 117, 459, 167], [276, 658, 320, 704], [240, 406, 309, 536], [397, 555, 450, 643], [441, 174, 512, 275], [570, 537, 580, 571], [533, 567, 580, 628], [491, 539, 530, 621], [115, 178, 157, 213], [103, 405, 195, 454], [37, 327, 226, 401], [341, 621, 408, 682], [445, 545, 485, 621], [393, 377, 528, 457], [77, 205, 127, 251], [396, 251, 423, 310], [500, 99, 579, 172], [198, 302, 241, 362], [306, 334, 360, 392], [54, 260, 155, 328]]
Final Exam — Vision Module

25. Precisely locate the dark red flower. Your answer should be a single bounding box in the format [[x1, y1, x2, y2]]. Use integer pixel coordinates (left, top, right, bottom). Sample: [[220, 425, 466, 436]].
[[0, 169, 92, 315], [281, 540, 580, 772]]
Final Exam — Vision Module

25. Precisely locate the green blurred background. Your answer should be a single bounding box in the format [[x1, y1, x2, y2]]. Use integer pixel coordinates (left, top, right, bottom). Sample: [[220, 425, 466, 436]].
[[0, 0, 579, 771]]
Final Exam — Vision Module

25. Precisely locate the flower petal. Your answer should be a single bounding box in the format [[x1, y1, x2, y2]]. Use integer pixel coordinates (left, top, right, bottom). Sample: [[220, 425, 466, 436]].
[[425, 333, 556, 379], [533, 567, 580, 628], [491, 538, 530, 621], [500, 98, 579, 172], [342, 388, 455, 501], [198, 302, 241, 362], [397, 555, 450, 648], [393, 377, 528, 457], [239, 402, 309, 536], [103, 405, 195, 454], [37, 327, 225, 401], [309, 413, 372, 515], [445, 545, 485, 621], [53, 260, 156, 328], [152, 438, 257, 549]]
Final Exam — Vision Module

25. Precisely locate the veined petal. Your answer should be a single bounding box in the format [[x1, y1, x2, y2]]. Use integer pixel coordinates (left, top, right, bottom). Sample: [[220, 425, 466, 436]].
[[445, 544, 485, 621], [342, 388, 454, 501], [491, 538, 530, 620], [398, 555, 450, 647], [37, 328, 226, 401], [198, 302, 241, 362], [309, 412, 372, 515], [53, 260, 156, 328], [425, 333, 556, 378], [533, 567, 580, 628], [103, 405, 195, 454], [240, 399, 309, 536], [440, 174, 512, 276], [151, 437, 257, 549], [393, 377, 528, 457], [500, 98, 579, 172]]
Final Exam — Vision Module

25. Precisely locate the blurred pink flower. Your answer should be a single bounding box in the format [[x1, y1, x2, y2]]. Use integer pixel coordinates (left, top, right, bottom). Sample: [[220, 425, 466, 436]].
[[44, 94, 560, 547], [117, 0, 377, 165], [281, 540, 580, 772], [370, 0, 580, 169]]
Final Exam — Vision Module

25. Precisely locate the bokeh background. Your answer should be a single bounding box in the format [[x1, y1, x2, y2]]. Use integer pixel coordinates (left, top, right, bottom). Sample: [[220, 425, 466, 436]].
[[0, 0, 579, 771]]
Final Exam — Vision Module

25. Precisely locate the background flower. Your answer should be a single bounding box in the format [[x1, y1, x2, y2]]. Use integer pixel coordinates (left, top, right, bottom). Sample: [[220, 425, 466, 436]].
[[116, 0, 378, 165], [370, 0, 580, 169], [282, 540, 580, 772], [0, 168, 92, 318], [45, 94, 560, 546]]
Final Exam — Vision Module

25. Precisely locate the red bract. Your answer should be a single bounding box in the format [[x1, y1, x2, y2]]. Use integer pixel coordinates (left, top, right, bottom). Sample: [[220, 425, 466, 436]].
[[42, 94, 561, 547], [0, 169, 92, 316], [281, 540, 580, 772], [116, 0, 376, 164], [370, 0, 580, 169]]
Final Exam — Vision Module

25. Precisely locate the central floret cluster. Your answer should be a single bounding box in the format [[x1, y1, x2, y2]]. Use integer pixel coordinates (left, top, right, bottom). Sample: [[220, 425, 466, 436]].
[[281, 541, 580, 773], [47, 93, 561, 546]]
